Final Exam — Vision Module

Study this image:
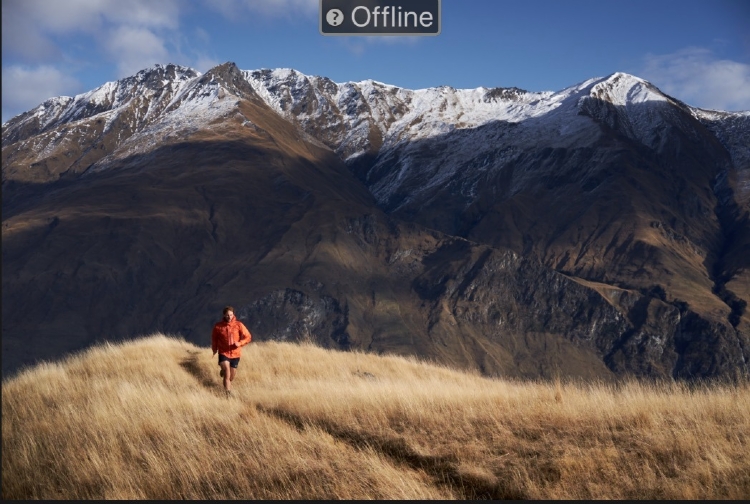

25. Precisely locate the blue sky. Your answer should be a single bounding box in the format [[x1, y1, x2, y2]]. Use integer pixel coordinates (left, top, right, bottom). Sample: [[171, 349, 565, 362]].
[[2, 0, 749, 123]]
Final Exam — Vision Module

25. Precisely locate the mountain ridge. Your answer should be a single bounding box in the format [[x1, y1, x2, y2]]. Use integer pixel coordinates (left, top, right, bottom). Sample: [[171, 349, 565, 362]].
[[2, 62, 749, 380]]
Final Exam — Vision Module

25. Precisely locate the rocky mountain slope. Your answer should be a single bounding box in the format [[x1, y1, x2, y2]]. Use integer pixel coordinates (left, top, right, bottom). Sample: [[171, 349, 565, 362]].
[[3, 62, 748, 379]]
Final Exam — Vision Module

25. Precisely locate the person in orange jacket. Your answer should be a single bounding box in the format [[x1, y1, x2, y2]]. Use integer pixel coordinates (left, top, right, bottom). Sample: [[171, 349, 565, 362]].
[[211, 305, 252, 397]]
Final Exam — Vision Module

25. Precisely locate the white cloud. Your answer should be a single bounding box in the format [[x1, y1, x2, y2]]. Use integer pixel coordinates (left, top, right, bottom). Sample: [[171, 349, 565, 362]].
[[35, 0, 177, 31], [2, 1, 62, 61], [105, 26, 170, 78], [641, 47, 750, 112], [2, 0, 179, 59], [1, 0, 201, 119], [2, 65, 81, 123], [100, 0, 180, 30], [2, 0, 182, 75]]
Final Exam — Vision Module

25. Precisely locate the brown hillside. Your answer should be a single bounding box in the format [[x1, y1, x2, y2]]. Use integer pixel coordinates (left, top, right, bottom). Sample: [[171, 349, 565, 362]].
[[2, 335, 749, 499], [3, 63, 748, 381], [1, 66, 642, 381]]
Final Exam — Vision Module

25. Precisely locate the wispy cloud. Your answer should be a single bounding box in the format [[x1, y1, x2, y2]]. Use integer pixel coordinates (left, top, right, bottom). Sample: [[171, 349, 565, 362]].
[[105, 26, 171, 78], [2, 65, 81, 123], [641, 47, 750, 112], [1, 0, 331, 120], [2, 0, 180, 61], [1, 0, 200, 121]]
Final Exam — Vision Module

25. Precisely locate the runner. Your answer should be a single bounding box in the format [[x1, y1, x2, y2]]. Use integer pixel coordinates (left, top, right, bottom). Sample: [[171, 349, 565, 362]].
[[211, 306, 252, 397]]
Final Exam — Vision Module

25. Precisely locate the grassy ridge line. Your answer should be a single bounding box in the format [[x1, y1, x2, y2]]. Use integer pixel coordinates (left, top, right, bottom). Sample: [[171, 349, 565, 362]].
[[2, 334, 749, 499]]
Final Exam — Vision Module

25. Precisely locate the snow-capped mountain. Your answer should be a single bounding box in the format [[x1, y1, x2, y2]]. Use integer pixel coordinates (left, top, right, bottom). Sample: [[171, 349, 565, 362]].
[[3, 62, 749, 381], [3, 64, 198, 152], [5, 63, 747, 206], [241, 69, 749, 210]]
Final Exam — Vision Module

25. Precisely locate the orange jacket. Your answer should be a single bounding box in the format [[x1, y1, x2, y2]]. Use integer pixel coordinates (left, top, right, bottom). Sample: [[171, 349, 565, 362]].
[[212, 317, 252, 358]]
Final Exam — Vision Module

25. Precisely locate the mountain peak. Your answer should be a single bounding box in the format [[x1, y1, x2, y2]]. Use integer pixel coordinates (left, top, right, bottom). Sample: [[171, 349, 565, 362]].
[[205, 61, 240, 77], [606, 71, 645, 82], [197, 61, 259, 102], [126, 63, 201, 88], [589, 72, 668, 107]]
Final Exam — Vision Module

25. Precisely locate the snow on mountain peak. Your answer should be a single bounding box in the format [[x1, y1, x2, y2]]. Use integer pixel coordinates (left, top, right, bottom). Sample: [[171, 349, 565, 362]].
[[6, 62, 747, 183], [589, 72, 669, 107]]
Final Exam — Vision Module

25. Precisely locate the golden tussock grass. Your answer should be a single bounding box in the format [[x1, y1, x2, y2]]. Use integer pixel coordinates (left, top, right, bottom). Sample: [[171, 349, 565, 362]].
[[2, 334, 749, 499]]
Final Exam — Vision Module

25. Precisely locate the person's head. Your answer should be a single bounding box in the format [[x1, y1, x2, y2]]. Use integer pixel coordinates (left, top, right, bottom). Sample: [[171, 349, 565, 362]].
[[222, 306, 235, 322]]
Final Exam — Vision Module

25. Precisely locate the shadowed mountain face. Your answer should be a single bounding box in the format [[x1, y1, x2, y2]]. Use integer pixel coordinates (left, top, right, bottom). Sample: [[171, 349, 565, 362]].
[[3, 63, 749, 379]]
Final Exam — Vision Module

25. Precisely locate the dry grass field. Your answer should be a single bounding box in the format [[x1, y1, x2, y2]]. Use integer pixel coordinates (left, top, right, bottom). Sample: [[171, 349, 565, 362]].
[[2, 334, 749, 499]]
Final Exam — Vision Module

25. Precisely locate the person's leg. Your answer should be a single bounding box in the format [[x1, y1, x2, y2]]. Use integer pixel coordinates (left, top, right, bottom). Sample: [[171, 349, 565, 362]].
[[219, 360, 232, 391], [229, 357, 239, 384]]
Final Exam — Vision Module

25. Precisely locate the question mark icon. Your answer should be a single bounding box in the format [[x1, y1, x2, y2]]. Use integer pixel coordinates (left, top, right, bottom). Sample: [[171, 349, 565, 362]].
[[326, 9, 343, 27]]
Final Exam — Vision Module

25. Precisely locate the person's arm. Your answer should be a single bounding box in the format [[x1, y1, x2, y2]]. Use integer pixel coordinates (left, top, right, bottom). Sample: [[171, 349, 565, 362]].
[[238, 322, 252, 346], [211, 325, 218, 355]]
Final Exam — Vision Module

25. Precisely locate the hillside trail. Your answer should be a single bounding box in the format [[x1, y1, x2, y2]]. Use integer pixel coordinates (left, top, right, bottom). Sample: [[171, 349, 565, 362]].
[[175, 346, 516, 499]]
